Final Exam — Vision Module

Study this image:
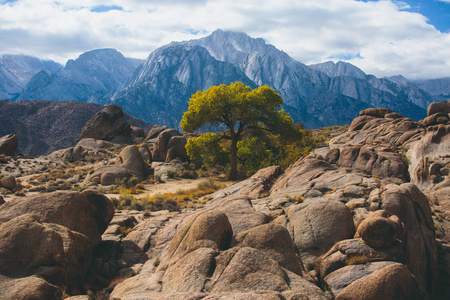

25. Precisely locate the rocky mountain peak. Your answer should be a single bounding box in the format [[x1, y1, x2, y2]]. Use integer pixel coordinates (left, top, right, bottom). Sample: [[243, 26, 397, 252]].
[[309, 60, 367, 79]]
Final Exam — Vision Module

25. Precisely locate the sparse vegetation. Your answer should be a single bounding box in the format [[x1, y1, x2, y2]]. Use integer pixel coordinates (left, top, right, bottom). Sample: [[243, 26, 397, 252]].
[[345, 254, 369, 265], [111, 178, 226, 211]]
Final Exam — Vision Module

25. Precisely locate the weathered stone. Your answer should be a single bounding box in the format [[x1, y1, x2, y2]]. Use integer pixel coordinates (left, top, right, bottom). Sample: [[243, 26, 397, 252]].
[[349, 115, 376, 131], [1, 175, 16, 190], [235, 223, 304, 275], [423, 113, 450, 127], [323, 261, 397, 296], [385, 112, 403, 119], [80, 104, 132, 143], [0, 191, 113, 246], [88, 144, 150, 185], [320, 238, 406, 280], [325, 148, 340, 164], [360, 108, 392, 118], [152, 129, 182, 161], [210, 247, 290, 293], [287, 199, 355, 271], [381, 183, 437, 295], [161, 211, 232, 269], [0, 275, 63, 300], [336, 263, 426, 300], [146, 125, 168, 140], [0, 134, 18, 156], [162, 248, 215, 293], [165, 135, 189, 162], [427, 100, 450, 116], [356, 216, 398, 248]]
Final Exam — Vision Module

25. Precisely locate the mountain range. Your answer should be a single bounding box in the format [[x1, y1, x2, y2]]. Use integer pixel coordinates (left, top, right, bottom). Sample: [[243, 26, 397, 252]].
[[2, 29, 449, 128]]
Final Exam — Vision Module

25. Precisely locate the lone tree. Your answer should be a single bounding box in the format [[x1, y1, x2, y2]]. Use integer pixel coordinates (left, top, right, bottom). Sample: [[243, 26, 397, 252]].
[[181, 82, 300, 180]]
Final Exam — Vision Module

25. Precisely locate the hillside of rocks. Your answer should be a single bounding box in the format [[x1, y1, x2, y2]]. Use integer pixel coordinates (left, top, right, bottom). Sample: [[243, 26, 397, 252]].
[[0, 101, 449, 299], [0, 100, 152, 156]]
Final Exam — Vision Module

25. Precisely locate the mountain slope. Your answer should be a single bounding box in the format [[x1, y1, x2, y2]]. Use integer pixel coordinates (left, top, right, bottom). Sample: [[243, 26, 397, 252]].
[[0, 55, 61, 100], [111, 30, 426, 128], [18, 49, 142, 103], [0, 100, 152, 156], [107, 44, 257, 128]]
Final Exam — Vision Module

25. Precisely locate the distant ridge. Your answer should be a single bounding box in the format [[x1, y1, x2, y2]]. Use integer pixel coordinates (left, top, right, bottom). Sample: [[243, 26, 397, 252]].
[[2, 30, 449, 128], [0, 100, 152, 156]]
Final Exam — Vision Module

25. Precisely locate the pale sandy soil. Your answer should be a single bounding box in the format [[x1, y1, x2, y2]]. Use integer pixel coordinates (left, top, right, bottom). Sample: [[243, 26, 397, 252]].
[[105, 177, 213, 199]]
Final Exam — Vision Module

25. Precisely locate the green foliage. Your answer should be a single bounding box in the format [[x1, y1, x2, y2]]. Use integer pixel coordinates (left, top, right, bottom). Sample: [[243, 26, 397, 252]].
[[185, 132, 229, 170], [237, 137, 272, 172], [181, 82, 301, 179]]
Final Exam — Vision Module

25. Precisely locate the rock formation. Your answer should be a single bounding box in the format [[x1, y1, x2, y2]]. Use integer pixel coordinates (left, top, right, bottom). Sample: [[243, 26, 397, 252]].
[[0, 100, 151, 156], [80, 104, 135, 144], [0, 134, 18, 156], [1, 101, 449, 299], [0, 190, 114, 297]]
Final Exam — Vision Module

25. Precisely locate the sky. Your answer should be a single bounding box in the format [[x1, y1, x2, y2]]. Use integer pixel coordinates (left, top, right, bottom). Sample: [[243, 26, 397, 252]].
[[0, 0, 449, 80]]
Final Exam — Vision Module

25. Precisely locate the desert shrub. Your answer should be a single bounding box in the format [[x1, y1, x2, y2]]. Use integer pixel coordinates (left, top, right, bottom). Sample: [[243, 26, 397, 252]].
[[166, 169, 177, 179], [71, 184, 89, 192], [346, 254, 369, 265], [180, 169, 198, 179]]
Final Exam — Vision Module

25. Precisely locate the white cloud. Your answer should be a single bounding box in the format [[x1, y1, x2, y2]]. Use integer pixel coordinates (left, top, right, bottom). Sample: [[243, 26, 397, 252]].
[[0, 0, 449, 79]]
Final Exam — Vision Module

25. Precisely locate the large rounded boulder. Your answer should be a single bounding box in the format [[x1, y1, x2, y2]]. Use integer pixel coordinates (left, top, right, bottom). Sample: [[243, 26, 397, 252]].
[[0, 190, 114, 246], [0, 134, 18, 156], [286, 199, 355, 271], [80, 104, 132, 143]]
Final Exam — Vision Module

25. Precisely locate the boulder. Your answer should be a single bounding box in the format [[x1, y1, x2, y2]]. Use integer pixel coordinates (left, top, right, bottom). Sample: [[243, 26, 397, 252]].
[[161, 211, 232, 269], [320, 238, 407, 280], [162, 248, 216, 293], [0, 214, 65, 277], [286, 199, 355, 271], [118, 145, 148, 177], [81, 189, 115, 234], [130, 125, 145, 139], [1, 175, 16, 190], [209, 247, 292, 293], [0, 191, 114, 246], [325, 148, 340, 164], [88, 145, 150, 185], [152, 129, 183, 161], [356, 212, 399, 248], [381, 183, 437, 295], [385, 112, 403, 119], [139, 144, 152, 163], [335, 263, 426, 300], [0, 214, 93, 294], [235, 223, 304, 275], [146, 125, 168, 140], [423, 113, 449, 127], [349, 115, 376, 131], [80, 104, 132, 143], [0, 195, 4, 205], [0, 134, 18, 156], [165, 135, 188, 162], [427, 100, 450, 116], [0, 274, 63, 300], [360, 108, 392, 118], [323, 261, 397, 296]]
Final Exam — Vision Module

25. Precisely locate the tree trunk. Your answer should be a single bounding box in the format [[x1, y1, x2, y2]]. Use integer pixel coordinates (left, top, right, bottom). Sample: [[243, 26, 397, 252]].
[[229, 138, 238, 180]]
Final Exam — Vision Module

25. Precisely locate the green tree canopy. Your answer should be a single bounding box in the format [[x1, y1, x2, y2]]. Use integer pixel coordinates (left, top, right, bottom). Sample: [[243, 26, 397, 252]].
[[181, 82, 300, 180]]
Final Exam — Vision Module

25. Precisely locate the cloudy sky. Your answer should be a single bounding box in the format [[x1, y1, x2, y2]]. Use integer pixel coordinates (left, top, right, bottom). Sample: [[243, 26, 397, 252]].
[[1, 0, 449, 80]]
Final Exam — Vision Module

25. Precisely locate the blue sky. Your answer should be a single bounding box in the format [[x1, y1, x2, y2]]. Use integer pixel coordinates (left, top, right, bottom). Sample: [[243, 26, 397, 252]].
[[0, 0, 449, 79], [360, 0, 450, 32], [398, 0, 450, 32]]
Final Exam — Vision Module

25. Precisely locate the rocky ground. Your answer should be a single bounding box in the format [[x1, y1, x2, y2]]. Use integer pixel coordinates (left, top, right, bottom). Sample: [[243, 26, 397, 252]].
[[0, 102, 449, 299]]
